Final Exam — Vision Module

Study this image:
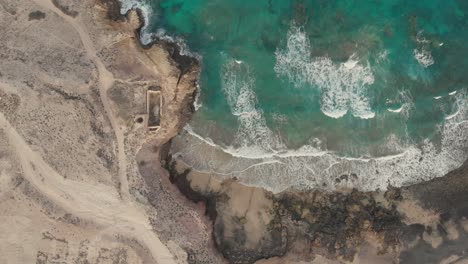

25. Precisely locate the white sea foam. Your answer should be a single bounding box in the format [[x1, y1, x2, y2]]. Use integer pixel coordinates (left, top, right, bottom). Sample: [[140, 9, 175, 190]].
[[388, 107, 403, 113], [274, 25, 375, 119], [117, 5, 467, 193], [414, 48, 434, 68], [171, 89, 468, 193], [221, 59, 285, 157], [388, 90, 415, 119], [444, 91, 463, 120], [343, 56, 358, 69], [377, 50, 389, 63], [119, 0, 152, 44], [416, 31, 431, 44], [272, 113, 288, 125], [445, 108, 460, 120], [193, 83, 203, 111], [119, 0, 199, 58], [414, 31, 435, 67]]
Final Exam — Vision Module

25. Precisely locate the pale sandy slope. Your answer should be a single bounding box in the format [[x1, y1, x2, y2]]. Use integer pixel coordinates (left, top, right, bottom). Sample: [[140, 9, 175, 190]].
[[0, 0, 177, 262], [0, 110, 175, 263], [31, 0, 130, 201]]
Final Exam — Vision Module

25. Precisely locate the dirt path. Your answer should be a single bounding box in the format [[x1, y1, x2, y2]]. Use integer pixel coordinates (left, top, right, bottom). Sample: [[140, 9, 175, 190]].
[[0, 112, 176, 264], [2, 0, 177, 262], [31, 0, 130, 201]]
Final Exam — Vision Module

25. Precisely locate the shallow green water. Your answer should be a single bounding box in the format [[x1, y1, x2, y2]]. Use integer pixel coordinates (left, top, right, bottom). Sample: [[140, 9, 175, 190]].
[[142, 0, 467, 157]]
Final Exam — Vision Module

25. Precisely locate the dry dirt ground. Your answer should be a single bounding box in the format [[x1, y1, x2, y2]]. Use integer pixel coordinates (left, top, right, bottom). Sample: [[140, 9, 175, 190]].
[[0, 0, 223, 263]]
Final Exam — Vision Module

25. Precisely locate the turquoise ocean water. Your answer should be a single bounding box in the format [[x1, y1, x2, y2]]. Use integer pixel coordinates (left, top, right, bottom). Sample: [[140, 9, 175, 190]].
[[121, 0, 468, 191]]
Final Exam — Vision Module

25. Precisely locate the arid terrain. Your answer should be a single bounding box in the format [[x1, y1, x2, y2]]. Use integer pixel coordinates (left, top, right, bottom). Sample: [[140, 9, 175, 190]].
[[0, 0, 220, 262], [0, 0, 467, 263]]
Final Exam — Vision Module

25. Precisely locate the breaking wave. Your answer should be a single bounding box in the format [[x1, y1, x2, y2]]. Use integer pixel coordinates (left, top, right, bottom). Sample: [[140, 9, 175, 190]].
[[274, 25, 375, 119], [119, 3, 468, 193], [172, 89, 468, 193], [386, 90, 415, 120], [221, 59, 285, 156], [414, 31, 435, 68]]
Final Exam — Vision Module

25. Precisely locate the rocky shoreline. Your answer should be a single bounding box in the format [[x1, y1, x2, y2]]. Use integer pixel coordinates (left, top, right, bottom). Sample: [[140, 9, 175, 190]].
[[110, 2, 468, 263], [165, 148, 468, 263]]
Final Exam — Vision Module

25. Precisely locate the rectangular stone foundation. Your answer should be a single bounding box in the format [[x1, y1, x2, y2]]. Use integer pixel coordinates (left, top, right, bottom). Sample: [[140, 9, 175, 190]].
[[147, 90, 161, 132]]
